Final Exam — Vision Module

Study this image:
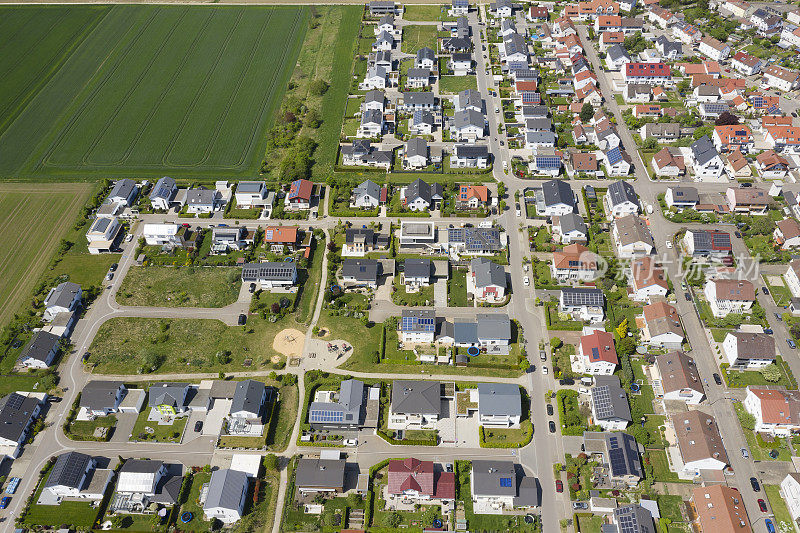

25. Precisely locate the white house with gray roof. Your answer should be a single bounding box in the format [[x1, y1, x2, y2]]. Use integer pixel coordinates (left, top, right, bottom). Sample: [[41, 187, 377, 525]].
[[467, 257, 506, 302], [150, 177, 177, 210], [450, 109, 485, 141], [389, 379, 441, 429], [552, 213, 587, 244], [350, 179, 382, 208], [342, 258, 381, 288], [537, 179, 576, 216], [185, 188, 218, 214], [415, 47, 436, 69], [477, 383, 521, 427], [227, 380, 268, 436], [438, 314, 511, 348], [451, 144, 489, 168], [309, 379, 365, 430], [0, 392, 42, 457], [560, 288, 605, 322], [403, 258, 433, 288], [690, 135, 724, 179], [404, 138, 429, 169], [296, 456, 346, 493], [407, 67, 432, 88], [19, 331, 60, 369], [43, 282, 81, 322], [400, 92, 437, 112], [241, 262, 298, 289], [358, 109, 384, 138], [604, 180, 640, 218], [455, 89, 482, 113], [43, 452, 113, 502], [590, 376, 632, 430], [203, 469, 249, 524], [105, 179, 138, 207], [235, 181, 268, 208], [470, 460, 539, 513], [80, 381, 127, 417], [86, 215, 121, 254], [402, 179, 444, 211]]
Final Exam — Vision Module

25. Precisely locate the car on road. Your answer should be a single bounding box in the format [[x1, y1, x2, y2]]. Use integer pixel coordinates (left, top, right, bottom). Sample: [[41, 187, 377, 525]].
[[539, 350, 546, 361], [105, 272, 114, 281], [713, 373, 722, 385], [766, 518, 776, 533], [523, 276, 530, 286], [547, 404, 554, 416], [789, 339, 797, 349], [681, 281, 687, 291], [776, 313, 783, 321], [5, 478, 20, 495], [345, 439, 358, 446], [555, 480, 563, 492], [0, 496, 10, 509], [685, 292, 692, 301], [125, 233, 134, 242], [762, 286, 769, 295], [110, 263, 118, 272], [194, 421, 203, 432], [750, 477, 761, 492], [542, 366, 548, 375], [734, 231, 741, 238], [764, 329, 773, 335], [549, 421, 556, 433], [741, 447, 749, 459], [47, 396, 61, 403], [665, 240, 672, 249], [758, 499, 768, 512], [238, 314, 247, 326]]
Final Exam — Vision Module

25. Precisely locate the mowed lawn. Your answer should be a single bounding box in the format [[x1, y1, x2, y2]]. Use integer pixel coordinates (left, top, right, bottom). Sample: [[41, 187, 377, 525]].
[[401, 25, 440, 53], [0, 5, 308, 179], [117, 266, 241, 308], [0, 183, 90, 329]]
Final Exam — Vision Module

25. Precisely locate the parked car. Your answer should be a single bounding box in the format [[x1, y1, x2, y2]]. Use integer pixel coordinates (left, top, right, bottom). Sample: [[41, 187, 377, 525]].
[[194, 421, 203, 432], [572, 502, 588, 510], [542, 366, 548, 375], [684, 292, 692, 301], [249, 283, 256, 293], [105, 272, 114, 281], [665, 240, 672, 249], [345, 439, 358, 446], [555, 479, 563, 492], [523, 276, 530, 286], [539, 350, 547, 361], [750, 477, 761, 492], [741, 448, 749, 459], [762, 286, 769, 295], [681, 281, 688, 291], [713, 373, 722, 385], [547, 404, 554, 416], [46, 396, 61, 403], [110, 263, 118, 272], [0, 496, 10, 509], [788, 339, 797, 350], [758, 499, 768, 512], [776, 313, 783, 321], [764, 329, 773, 335], [549, 421, 556, 433], [766, 519, 776, 533], [734, 231, 741, 238], [238, 314, 247, 326], [5, 478, 20, 495]]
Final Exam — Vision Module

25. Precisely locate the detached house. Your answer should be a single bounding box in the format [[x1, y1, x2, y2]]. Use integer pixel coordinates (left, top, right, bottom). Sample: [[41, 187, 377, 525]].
[[629, 256, 668, 302], [651, 147, 686, 177], [43, 452, 113, 503], [578, 330, 618, 375], [241, 262, 298, 289], [235, 181, 268, 208], [671, 411, 729, 477], [389, 380, 441, 429], [623, 62, 672, 86], [704, 279, 755, 317], [387, 458, 455, 502], [775, 218, 800, 249], [457, 185, 488, 209], [559, 287, 605, 322], [745, 387, 800, 436], [755, 150, 790, 179], [682, 230, 731, 259], [403, 178, 444, 211], [350, 179, 383, 209], [590, 376, 632, 430], [203, 469, 249, 524], [0, 393, 42, 458], [468, 257, 506, 302], [341, 258, 380, 288], [722, 332, 775, 369], [537, 179, 575, 216], [79, 381, 129, 418], [691, 485, 753, 532], [602, 146, 632, 176], [451, 144, 489, 168], [400, 310, 436, 344], [713, 125, 753, 153], [641, 302, 684, 350], [604, 180, 639, 218], [698, 37, 730, 61], [583, 431, 642, 487], [149, 177, 177, 210], [285, 179, 314, 210], [552, 213, 588, 244], [612, 215, 654, 258], [43, 282, 81, 322], [690, 136, 724, 179], [477, 383, 521, 427], [470, 460, 540, 513], [19, 331, 60, 369], [551, 243, 600, 282], [655, 351, 703, 404], [665, 187, 698, 210], [725, 187, 769, 215], [731, 51, 762, 76]]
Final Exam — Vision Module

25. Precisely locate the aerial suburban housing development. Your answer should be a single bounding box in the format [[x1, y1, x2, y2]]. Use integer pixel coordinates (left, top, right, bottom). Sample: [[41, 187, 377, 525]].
[[4, 0, 800, 532]]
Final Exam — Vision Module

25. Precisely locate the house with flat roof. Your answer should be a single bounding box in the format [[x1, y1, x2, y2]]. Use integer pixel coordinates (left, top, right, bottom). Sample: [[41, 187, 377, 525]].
[[203, 469, 249, 524], [590, 376, 631, 430], [241, 262, 298, 290], [389, 380, 441, 429], [211, 227, 253, 254], [477, 383, 521, 427], [671, 411, 728, 478], [399, 221, 436, 247], [654, 351, 703, 404], [583, 431, 642, 486], [234, 181, 268, 208]]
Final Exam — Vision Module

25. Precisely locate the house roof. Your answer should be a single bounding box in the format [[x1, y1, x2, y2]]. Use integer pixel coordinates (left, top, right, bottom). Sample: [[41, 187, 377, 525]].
[[692, 485, 752, 532], [459, 185, 488, 203], [447, 227, 501, 252], [727, 332, 775, 360], [309, 379, 364, 425], [80, 381, 124, 411], [554, 213, 587, 236], [454, 144, 489, 158], [607, 180, 637, 207], [342, 258, 380, 282], [542, 178, 574, 208], [585, 431, 642, 480], [404, 258, 432, 279], [391, 380, 441, 415], [453, 109, 484, 130], [470, 257, 506, 288], [688, 230, 731, 253], [552, 243, 598, 271], [656, 351, 702, 396], [476, 313, 511, 341], [673, 410, 728, 465], [406, 137, 428, 159], [231, 380, 265, 416], [591, 376, 631, 422], [571, 152, 597, 171], [263, 226, 298, 244], [204, 469, 248, 511], [353, 180, 381, 202], [667, 187, 698, 204], [287, 179, 313, 202], [471, 460, 517, 497], [20, 330, 59, 364], [296, 458, 346, 489], [150, 176, 176, 201], [748, 388, 800, 426], [45, 451, 92, 490], [403, 91, 435, 106], [406, 178, 443, 204], [477, 383, 521, 418], [581, 330, 618, 365], [630, 256, 668, 292], [625, 62, 670, 78], [756, 150, 789, 170], [691, 135, 720, 166], [0, 393, 40, 444], [613, 505, 656, 533], [614, 215, 654, 248], [777, 218, 800, 240], [710, 279, 755, 301], [643, 302, 684, 340], [561, 287, 604, 307], [607, 44, 631, 62], [241, 262, 297, 283], [148, 383, 189, 409]]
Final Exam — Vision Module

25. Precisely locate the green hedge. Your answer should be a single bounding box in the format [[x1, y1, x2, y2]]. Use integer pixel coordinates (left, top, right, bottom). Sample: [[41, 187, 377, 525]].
[[376, 429, 437, 446]]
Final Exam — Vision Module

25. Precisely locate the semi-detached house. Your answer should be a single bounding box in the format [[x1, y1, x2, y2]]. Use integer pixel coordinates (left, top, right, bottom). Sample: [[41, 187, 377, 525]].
[[703, 279, 755, 317]]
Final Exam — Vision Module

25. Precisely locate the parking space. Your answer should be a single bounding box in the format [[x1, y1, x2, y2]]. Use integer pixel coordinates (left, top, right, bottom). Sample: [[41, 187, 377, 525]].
[[203, 399, 231, 436]]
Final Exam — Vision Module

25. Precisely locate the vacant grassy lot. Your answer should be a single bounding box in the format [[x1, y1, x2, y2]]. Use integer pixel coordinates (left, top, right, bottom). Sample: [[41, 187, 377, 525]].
[[117, 266, 240, 308], [403, 4, 453, 21], [0, 183, 90, 329], [0, 5, 307, 179], [87, 315, 292, 374], [439, 75, 478, 94], [401, 25, 439, 53]]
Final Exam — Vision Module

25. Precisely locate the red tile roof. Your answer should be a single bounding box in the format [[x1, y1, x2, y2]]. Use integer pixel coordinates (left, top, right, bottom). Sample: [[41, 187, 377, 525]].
[[580, 330, 618, 365], [625, 62, 670, 78], [263, 226, 298, 244]]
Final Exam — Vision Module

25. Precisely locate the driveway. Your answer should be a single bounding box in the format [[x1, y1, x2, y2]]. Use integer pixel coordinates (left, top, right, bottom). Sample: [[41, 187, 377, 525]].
[[434, 277, 447, 307], [203, 399, 231, 437], [110, 412, 138, 443]]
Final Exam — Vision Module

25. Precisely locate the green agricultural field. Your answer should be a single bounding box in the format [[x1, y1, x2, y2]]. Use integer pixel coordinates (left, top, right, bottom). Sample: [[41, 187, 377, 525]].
[[0, 183, 91, 329], [117, 265, 241, 308], [0, 5, 308, 180]]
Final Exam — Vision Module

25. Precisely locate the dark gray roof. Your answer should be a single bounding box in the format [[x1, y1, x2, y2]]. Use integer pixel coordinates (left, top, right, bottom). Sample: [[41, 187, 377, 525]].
[[668, 187, 699, 204], [478, 383, 521, 418], [406, 137, 428, 159], [406, 178, 443, 204], [205, 469, 248, 511], [186, 188, 215, 206], [525, 117, 552, 131], [514, 476, 540, 508], [453, 109, 485, 130], [403, 91, 435, 106], [361, 108, 383, 126], [561, 287, 604, 307], [404, 258, 432, 279], [107, 179, 136, 203], [413, 110, 435, 126], [120, 459, 164, 474], [296, 458, 346, 489], [613, 504, 657, 533], [241, 262, 297, 283], [525, 131, 556, 145], [442, 37, 472, 50], [607, 180, 638, 207], [691, 135, 720, 165], [451, 320, 478, 344], [45, 452, 92, 490], [21, 331, 59, 363], [447, 227, 501, 252], [655, 36, 682, 56], [592, 376, 632, 422], [542, 179, 575, 208], [504, 33, 528, 57], [309, 379, 364, 426], [586, 431, 643, 480], [454, 144, 489, 158], [90, 217, 112, 234], [237, 181, 265, 194], [45, 282, 81, 309], [452, 52, 471, 62], [556, 213, 587, 235], [417, 47, 435, 62], [365, 90, 385, 104], [352, 180, 380, 202], [470, 257, 506, 288], [150, 177, 176, 202], [606, 44, 631, 62], [391, 380, 441, 415], [345, 228, 375, 246], [471, 460, 517, 497], [148, 383, 189, 409], [0, 393, 40, 444], [80, 381, 124, 411], [231, 380, 265, 416], [477, 313, 511, 341], [457, 89, 482, 111], [521, 105, 549, 117], [342, 258, 380, 282], [407, 67, 431, 79]]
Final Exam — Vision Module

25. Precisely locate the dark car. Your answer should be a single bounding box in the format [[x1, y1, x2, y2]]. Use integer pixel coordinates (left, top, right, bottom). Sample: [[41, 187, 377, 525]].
[[685, 292, 692, 301], [559, 378, 574, 386], [0, 496, 9, 509], [249, 283, 256, 293], [789, 339, 797, 349], [547, 404, 554, 416], [750, 477, 761, 492], [764, 329, 773, 335], [555, 480, 563, 493], [740, 182, 752, 188], [194, 421, 203, 432], [713, 373, 722, 385], [776, 313, 783, 321], [46, 396, 61, 403], [549, 421, 556, 433], [238, 314, 247, 326], [762, 286, 769, 295], [110, 263, 118, 272], [735, 231, 742, 238], [758, 499, 768, 512]]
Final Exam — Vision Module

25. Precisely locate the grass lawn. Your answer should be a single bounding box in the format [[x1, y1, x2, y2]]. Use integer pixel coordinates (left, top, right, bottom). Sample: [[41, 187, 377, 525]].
[[546, 304, 583, 331], [734, 403, 793, 461], [401, 25, 439, 53], [438, 75, 477, 94], [657, 495, 685, 523], [447, 268, 471, 307], [481, 420, 533, 448], [86, 314, 294, 374], [0, 5, 308, 180], [744, 235, 792, 263], [392, 274, 434, 306], [576, 514, 605, 533], [0, 183, 91, 330], [710, 328, 732, 342], [763, 274, 793, 307], [647, 448, 685, 483], [296, 236, 325, 324], [22, 464, 103, 528], [117, 266, 240, 307], [765, 484, 794, 532], [178, 472, 213, 532], [403, 4, 452, 21], [130, 410, 187, 442], [67, 415, 117, 441], [721, 357, 796, 389]]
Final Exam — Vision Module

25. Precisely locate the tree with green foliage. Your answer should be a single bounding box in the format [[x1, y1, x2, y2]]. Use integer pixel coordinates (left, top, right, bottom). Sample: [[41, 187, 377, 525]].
[[761, 364, 782, 383], [693, 126, 713, 140], [383, 512, 402, 528], [309, 79, 329, 96], [642, 137, 659, 150], [579, 103, 594, 123], [737, 407, 756, 431]]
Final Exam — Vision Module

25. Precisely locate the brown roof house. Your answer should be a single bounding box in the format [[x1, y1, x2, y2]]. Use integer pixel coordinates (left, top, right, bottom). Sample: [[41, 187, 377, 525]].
[[386, 458, 455, 502], [744, 387, 800, 437], [651, 147, 685, 177], [702, 279, 755, 318], [639, 302, 684, 351], [654, 351, 703, 404], [722, 331, 775, 369], [725, 187, 769, 215], [671, 411, 728, 479], [774, 218, 800, 250], [690, 485, 752, 532]]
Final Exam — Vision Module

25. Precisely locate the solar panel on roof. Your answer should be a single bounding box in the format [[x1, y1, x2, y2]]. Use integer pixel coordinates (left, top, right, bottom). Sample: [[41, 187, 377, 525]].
[[310, 410, 344, 423], [608, 447, 629, 475], [499, 477, 513, 487], [593, 386, 615, 419], [607, 146, 622, 165]]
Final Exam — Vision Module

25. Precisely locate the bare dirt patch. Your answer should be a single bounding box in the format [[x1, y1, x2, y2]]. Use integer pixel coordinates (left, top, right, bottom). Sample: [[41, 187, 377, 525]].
[[273, 328, 306, 357]]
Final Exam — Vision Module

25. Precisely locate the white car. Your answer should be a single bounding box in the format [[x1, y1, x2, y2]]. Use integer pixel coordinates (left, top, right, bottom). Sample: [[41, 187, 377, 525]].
[[542, 366, 548, 375], [125, 233, 134, 242], [665, 240, 672, 249], [523, 276, 530, 286], [344, 439, 358, 446]]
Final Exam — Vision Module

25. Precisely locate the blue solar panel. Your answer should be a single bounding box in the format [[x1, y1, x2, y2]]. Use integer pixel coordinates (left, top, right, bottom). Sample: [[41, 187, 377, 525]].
[[499, 477, 513, 487], [607, 146, 622, 165], [537, 156, 561, 169], [310, 410, 344, 423], [592, 347, 600, 360]]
